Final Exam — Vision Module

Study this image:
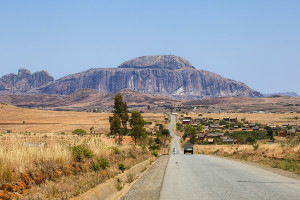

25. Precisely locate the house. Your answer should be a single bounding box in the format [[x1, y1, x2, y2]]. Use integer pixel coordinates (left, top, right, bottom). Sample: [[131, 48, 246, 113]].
[[233, 125, 239, 129], [210, 124, 219, 128], [191, 124, 198, 128], [222, 138, 236, 144], [249, 123, 256, 128], [182, 117, 192, 125], [207, 133, 224, 138], [207, 138, 214, 143], [223, 117, 230, 121], [242, 126, 247, 130], [278, 131, 287, 137], [195, 117, 204, 122], [203, 126, 209, 132], [252, 127, 259, 131]]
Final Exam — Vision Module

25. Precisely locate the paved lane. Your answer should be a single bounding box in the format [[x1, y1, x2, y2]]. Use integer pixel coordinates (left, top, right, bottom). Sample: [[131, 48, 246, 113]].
[[160, 114, 300, 200]]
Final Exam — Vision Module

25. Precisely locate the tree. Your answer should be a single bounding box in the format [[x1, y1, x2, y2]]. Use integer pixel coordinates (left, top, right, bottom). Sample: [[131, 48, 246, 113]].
[[129, 111, 147, 145], [264, 126, 274, 141], [161, 129, 170, 137], [183, 124, 196, 144], [196, 124, 203, 131], [109, 113, 121, 142], [109, 94, 129, 144]]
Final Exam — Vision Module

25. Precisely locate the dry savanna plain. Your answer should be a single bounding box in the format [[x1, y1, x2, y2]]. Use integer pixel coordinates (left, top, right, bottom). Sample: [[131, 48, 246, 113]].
[[0, 103, 167, 199], [0, 102, 300, 199]]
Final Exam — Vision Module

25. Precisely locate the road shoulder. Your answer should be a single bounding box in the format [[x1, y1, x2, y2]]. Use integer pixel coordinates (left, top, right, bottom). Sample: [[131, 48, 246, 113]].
[[120, 155, 169, 200]]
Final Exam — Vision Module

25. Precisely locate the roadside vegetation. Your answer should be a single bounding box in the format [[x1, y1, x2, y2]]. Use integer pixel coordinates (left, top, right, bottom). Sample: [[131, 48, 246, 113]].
[[0, 94, 170, 199]]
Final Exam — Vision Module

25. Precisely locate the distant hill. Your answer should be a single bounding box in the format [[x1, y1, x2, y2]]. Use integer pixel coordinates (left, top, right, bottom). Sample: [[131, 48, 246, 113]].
[[263, 92, 299, 97], [0, 88, 178, 110], [0, 55, 262, 99]]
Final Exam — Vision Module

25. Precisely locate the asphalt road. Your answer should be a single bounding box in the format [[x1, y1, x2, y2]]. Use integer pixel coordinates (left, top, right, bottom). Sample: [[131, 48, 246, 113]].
[[160, 114, 300, 200]]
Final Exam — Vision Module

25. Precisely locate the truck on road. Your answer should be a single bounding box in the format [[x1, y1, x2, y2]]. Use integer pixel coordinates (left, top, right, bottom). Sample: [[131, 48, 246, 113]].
[[184, 143, 194, 154]]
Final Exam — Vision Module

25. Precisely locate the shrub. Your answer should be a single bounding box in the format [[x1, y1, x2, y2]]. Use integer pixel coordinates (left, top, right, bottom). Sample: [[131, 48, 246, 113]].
[[118, 163, 126, 172], [161, 129, 170, 137], [6, 130, 12, 133], [111, 146, 120, 154], [151, 151, 158, 157], [71, 144, 93, 162], [91, 158, 110, 171], [72, 129, 87, 136], [90, 161, 100, 171], [149, 144, 160, 150], [252, 143, 259, 151], [246, 136, 256, 144], [128, 151, 136, 159]]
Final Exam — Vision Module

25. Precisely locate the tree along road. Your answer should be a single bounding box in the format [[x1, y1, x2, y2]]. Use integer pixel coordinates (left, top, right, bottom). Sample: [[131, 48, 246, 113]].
[[160, 114, 300, 200]]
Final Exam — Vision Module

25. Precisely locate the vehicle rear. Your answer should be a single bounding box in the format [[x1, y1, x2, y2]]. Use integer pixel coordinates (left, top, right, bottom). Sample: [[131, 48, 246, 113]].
[[184, 143, 194, 154]]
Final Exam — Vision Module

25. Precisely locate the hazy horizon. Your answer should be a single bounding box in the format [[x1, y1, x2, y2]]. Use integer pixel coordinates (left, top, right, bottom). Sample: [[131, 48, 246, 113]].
[[1, 0, 299, 94]]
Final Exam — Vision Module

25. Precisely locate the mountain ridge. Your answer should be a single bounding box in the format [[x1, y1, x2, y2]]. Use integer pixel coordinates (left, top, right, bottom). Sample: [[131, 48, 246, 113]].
[[0, 55, 262, 99]]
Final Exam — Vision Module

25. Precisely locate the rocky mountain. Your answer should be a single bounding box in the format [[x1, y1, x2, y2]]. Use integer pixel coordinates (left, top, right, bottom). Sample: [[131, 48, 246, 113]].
[[34, 55, 262, 99], [0, 55, 262, 99], [0, 68, 54, 94]]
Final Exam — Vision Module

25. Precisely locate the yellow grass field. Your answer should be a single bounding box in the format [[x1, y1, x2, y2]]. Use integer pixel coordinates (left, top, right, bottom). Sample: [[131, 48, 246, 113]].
[[0, 103, 165, 134]]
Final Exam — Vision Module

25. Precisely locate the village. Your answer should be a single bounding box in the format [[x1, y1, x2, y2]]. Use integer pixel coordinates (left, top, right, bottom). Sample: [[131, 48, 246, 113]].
[[174, 112, 300, 145]]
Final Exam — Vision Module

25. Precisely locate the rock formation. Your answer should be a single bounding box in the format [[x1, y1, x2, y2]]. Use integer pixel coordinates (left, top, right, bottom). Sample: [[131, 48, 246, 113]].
[[34, 55, 261, 99], [0, 55, 262, 99], [0, 68, 54, 94]]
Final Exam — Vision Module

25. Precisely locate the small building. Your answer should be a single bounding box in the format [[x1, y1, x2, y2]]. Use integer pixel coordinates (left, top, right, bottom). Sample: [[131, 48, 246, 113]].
[[207, 133, 224, 138], [249, 123, 256, 128], [182, 119, 192, 125], [210, 124, 219, 128], [222, 138, 236, 144], [195, 117, 204, 122], [182, 117, 192, 125], [252, 127, 259, 131], [203, 126, 209, 132], [278, 131, 287, 137], [223, 117, 230, 121], [242, 126, 247, 131], [191, 123, 198, 128], [207, 138, 214, 143]]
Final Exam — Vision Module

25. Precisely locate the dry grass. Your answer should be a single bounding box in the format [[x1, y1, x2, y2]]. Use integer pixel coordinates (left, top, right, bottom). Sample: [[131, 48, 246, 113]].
[[0, 103, 165, 133], [194, 141, 300, 174], [0, 135, 113, 184], [0, 104, 163, 199]]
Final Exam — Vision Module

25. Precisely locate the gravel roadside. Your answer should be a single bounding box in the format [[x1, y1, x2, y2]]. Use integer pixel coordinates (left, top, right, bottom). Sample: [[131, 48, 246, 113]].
[[121, 155, 169, 200]]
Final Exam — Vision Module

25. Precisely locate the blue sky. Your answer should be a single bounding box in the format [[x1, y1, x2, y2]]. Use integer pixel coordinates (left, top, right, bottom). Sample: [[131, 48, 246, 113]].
[[0, 0, 299, 94]]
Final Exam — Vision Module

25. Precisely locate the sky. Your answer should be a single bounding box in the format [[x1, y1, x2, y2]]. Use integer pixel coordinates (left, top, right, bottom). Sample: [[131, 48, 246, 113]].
[[0, 0, 299, 94]]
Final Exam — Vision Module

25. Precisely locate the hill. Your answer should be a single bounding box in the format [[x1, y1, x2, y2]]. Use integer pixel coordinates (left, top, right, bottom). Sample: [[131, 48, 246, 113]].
[[0, 55, 262, 100]]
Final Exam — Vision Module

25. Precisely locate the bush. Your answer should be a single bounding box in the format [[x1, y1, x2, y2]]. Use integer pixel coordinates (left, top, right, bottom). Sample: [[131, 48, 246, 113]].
[[252, 143, 259, 151], [161, 129, 170, 137], [151, 151, 158, 157], [71, 144, 93, 162], [118, 163, 126, 172], [111, 146, 120, 154], [72, 129, 87, 136], [246, 136, 256, 144], [91, 158, 110, 171], [154, 138, 162, 145], [149, 144, 160, 150], [128, 151, 136, 159]]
